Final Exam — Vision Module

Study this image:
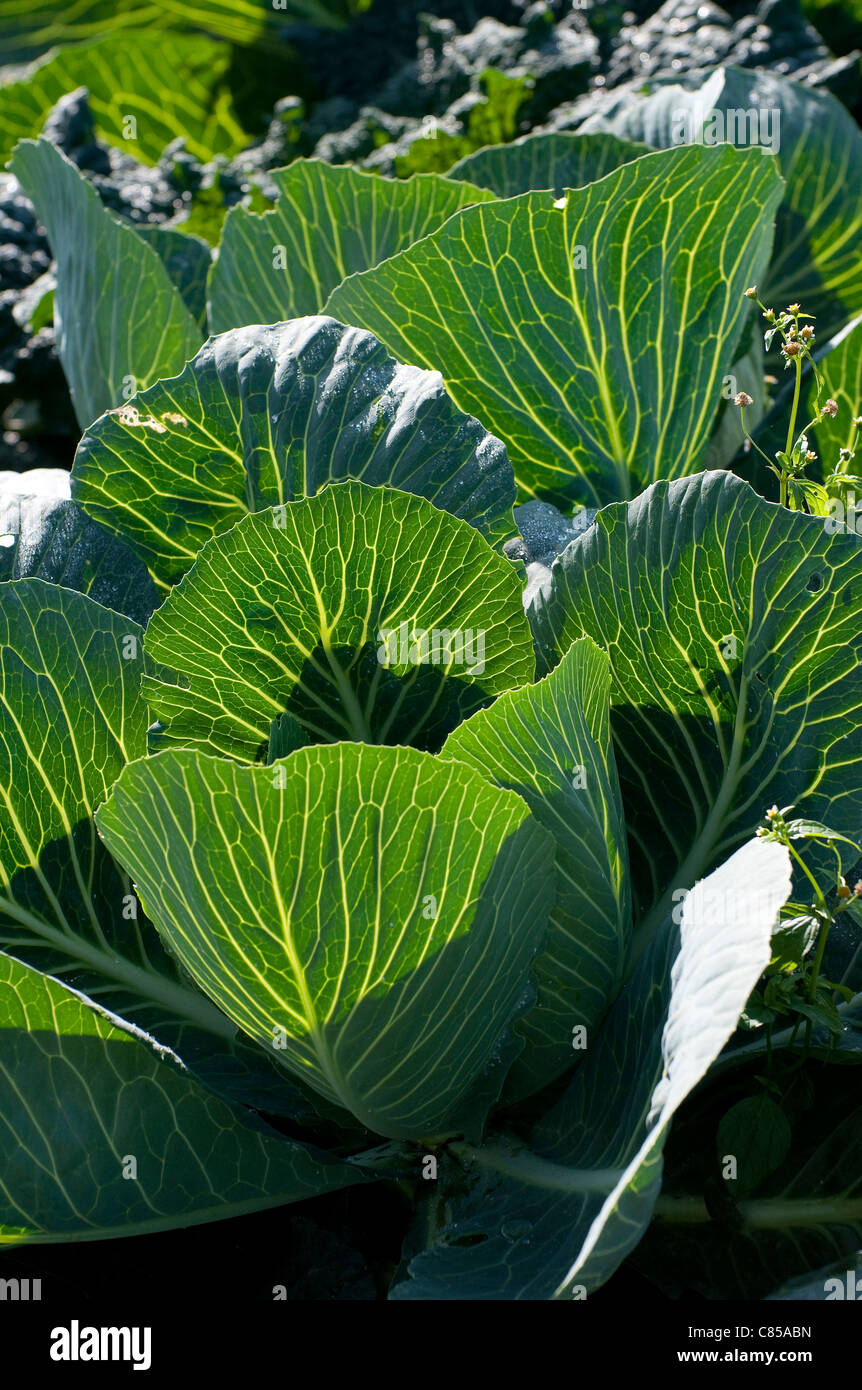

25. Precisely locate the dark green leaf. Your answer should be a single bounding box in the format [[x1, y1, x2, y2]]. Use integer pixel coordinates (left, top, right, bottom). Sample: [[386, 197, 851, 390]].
[[0, 578, 320, 1118], [0, 32, 259, 165], [208, 161, 495, 333], [635, 1068, 862, 1298], [326, 145, 782, 508], [136, 224, 211, 331], [72, 318, 517, 585], [807, 318, 862, 481], [443, 638, 631, 1100], [140, 481, 533, 758], [766, 1253, 862, 1300], [10, 138, 202, 428], [792, 994, 844, 1036], [391, 70, 534, 178], [581, 66, 862, 336], [770, 915, 820, 971], [391, 838, 790, 1298], [97, 741, 557, 1141], [0, 0, 352, 64], [0, 474, 157, 625], [0, 953, 361, 1245], [266, 711, 310, 763], [529, 471, 862, 929], [716, 1094, 791, 1197], [784, 818, 861, 849], [447, 130, 648, 198]]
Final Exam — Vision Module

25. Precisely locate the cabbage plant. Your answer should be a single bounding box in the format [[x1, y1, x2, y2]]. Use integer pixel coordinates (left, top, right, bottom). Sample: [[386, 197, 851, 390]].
[[2, 82, 861, 1300]]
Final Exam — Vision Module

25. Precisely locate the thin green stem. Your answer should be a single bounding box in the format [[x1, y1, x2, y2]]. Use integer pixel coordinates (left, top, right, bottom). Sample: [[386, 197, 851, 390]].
[[739, 408, 774, 469], [785, 842, 829, 917], [780, 841, 833, 1004], [807, 910, 833, 1003], [654, 1195, 862, 1227], [785, 354, 803, 466], [795, 414, 820, 442]]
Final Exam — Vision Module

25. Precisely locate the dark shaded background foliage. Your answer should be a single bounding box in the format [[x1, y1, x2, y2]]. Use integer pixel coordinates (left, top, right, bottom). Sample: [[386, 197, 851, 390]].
[[1, 0, 860, 1300]]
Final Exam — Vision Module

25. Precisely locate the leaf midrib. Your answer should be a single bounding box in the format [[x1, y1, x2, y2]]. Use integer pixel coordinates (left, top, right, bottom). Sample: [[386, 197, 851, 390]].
[[627, 665, 753, 972], [0, 895, 236, 1040]]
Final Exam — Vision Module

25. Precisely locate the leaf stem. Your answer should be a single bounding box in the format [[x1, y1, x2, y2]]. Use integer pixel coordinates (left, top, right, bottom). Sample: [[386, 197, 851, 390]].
[[782, 841, 832, 1003], [322, 639, 374, 742], [785, 842, 828, 918], [449, 1143, 625, 1194], [654, 1195, 862, 1227], [739, 407, 774, 470], [785, 353, 803, 470]]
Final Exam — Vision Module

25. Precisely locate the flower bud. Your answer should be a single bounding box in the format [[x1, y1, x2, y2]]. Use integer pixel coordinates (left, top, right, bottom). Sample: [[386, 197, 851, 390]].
[[744, 286, 757, 299]]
